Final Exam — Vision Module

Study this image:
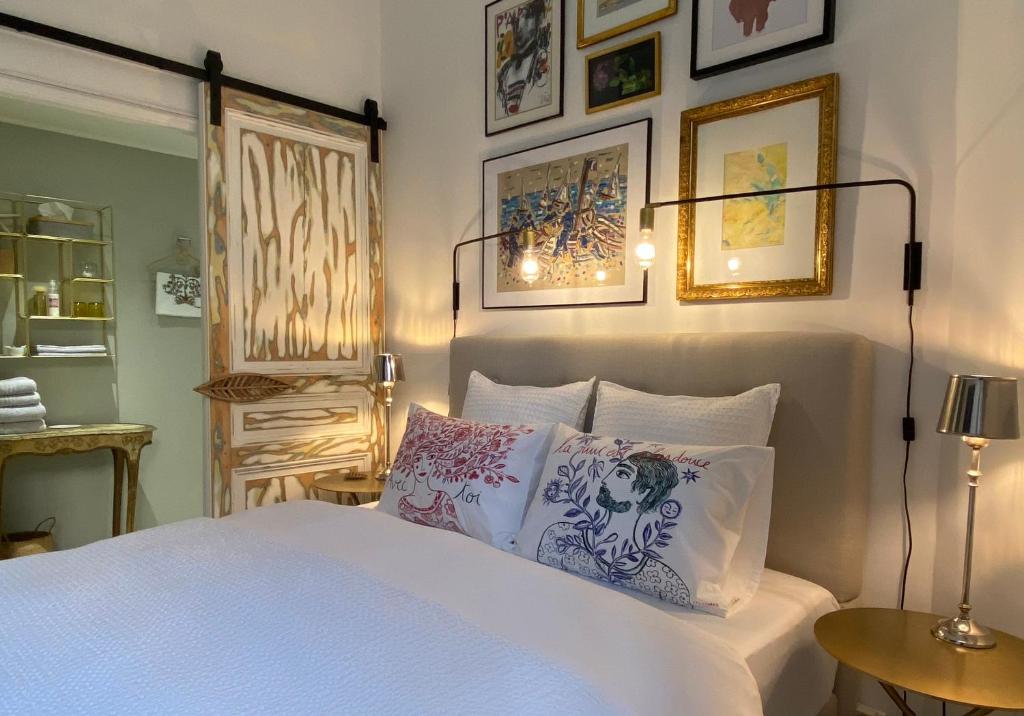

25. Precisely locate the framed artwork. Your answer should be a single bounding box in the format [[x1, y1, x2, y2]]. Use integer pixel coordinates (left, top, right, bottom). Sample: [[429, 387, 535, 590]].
[[577, 0, 677, 48], [585, 32, 661, 114], [677, 74, 838, 300], [485, 0, 565, 136], [690, 0, 836, 79], [482, 118, 651, 310]]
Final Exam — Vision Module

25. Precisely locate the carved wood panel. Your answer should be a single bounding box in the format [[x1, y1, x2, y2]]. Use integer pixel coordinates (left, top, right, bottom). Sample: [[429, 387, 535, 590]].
[[204, 88, 384, 517]]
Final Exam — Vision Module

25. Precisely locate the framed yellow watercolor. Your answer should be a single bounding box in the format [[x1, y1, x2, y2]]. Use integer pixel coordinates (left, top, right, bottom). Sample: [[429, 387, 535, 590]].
[[585, 32, 661, 114], [577, 0, 677, 48], [677, 74, 838, 301]]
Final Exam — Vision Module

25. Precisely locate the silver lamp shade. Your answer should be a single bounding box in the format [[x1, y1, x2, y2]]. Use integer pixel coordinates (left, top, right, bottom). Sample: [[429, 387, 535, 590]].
[[937, 375, 1019, 439], [373, 353, 405, 387]]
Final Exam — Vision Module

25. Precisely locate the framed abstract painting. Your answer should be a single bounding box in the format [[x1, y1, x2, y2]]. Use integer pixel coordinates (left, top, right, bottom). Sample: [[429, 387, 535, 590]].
[[585, 32, 661, 114], [577, 0, 677, 48], [690, 0, 836, 79], [677, 74, 838, 300], [485, 0, 565, 136], [482, 118, 651, 309]]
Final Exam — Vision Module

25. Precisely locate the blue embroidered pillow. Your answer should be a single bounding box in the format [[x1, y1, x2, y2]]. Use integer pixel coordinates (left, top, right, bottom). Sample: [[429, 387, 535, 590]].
[[515, 425, 773, 615]]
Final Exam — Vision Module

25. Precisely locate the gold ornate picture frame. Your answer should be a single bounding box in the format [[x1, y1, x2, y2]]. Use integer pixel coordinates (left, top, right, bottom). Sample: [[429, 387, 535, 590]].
[[677, 74, 838, 301], [585, 32, 661, 114], [577, 0, 677, 49]]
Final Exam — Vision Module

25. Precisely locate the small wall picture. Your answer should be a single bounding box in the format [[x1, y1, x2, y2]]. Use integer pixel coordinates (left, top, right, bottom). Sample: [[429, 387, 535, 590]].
[[156, 271, 201, 318], [690, 0, 836, 79], [485, 0, 565, 136], [586, 32, 660, 114], [677, 74, 838, 300], [577, 0, 677, 48]]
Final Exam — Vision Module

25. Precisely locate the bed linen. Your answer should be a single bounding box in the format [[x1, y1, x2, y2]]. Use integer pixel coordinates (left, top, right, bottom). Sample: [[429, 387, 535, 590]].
[[0, 500, 761, 716], [616, 569, 839, 716]]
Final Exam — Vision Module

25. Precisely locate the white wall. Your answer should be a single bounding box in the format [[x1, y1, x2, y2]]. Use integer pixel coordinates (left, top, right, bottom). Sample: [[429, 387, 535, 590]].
[[936, 1, 1024, 645], [380, 2, 1022, 713], [0, 0, 381, 114]]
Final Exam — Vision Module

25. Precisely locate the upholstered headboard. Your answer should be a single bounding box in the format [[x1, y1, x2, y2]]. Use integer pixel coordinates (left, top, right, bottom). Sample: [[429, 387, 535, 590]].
[[449, 332, 874, 602]]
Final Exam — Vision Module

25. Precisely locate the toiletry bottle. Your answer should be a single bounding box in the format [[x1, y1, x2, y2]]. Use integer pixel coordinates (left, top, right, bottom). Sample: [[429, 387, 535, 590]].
[[46, 279, 60, 317]]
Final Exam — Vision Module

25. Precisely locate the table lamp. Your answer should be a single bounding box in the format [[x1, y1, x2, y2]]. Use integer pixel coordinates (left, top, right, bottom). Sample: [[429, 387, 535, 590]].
[[934, 374, 1020, 648], [373, 353, 405, 480]]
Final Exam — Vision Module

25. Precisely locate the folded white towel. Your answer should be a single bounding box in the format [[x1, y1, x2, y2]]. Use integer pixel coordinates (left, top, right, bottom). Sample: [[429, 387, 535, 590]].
[[35, 353, 108, 358], [34, 344, 107, 354], [0, 377, 37, 397], [0, 404, 47, 423], [0, 419, 46, 435], [0, 392, 41, 408]]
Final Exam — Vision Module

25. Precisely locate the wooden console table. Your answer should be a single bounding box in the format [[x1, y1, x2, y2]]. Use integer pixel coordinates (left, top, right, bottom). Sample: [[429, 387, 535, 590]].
[[0, 423, 155, 539]]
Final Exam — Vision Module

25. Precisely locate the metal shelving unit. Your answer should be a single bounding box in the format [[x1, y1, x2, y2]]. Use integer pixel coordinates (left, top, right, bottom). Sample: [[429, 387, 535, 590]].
[[0, 192, 115, 360]]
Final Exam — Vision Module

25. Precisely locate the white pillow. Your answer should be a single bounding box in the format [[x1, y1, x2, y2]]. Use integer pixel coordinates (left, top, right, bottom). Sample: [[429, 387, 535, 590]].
[[591, 381, 781, 611], [460, 371, 595, 430], [377, 405, 554, 550], [592, 381, 781, 446], [516, 425, 774, 615]]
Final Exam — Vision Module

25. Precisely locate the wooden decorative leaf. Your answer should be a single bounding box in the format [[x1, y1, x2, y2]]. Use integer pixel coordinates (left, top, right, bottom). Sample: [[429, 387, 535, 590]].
[[193, 374, 291, 403]]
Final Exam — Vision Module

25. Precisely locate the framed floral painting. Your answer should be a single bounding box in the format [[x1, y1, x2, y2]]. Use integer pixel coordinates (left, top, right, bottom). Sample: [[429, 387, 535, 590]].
[[690, 0, 836, 79], [577, 0, 677, 48], [677, 74, 838, 300], [485, 0, 565, 136], [585, 32, 661, 114], [482, 118, 651, 309]]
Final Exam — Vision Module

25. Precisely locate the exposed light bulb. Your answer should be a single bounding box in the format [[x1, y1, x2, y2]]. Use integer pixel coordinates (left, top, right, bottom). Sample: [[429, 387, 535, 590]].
[[595, 269, 607, 283], [727, 257, 741, 274], [520, 248, 540, 284], [636, 239, 656, 269]]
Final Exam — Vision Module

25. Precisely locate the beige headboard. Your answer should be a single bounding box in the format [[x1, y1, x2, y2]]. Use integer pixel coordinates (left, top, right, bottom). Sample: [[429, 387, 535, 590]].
[[449, 331, 874, 602]]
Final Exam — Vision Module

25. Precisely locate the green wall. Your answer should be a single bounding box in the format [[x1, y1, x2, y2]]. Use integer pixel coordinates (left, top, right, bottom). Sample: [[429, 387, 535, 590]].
[[0, 122, 204, 548]]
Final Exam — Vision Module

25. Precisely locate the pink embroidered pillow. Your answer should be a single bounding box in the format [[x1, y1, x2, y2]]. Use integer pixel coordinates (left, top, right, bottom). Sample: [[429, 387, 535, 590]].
[[376, 405, 555, 549]]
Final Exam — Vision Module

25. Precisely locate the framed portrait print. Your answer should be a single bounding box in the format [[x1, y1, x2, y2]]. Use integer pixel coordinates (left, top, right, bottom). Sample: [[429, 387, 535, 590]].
[[677, 74, 838, 300], [482, 118, 651, 310], [585, 32, 661, 114], [577, 0, 677, 48], [486, 0, 565, 136], [690, 0, 836, 79]]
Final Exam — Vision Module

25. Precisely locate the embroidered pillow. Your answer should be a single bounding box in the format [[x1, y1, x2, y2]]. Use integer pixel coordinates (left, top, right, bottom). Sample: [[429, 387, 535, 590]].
[[460, 371, 596, 430], [377, 406, 554, 550], [515, 425, 774, 615], [591, 381, 781, 613]]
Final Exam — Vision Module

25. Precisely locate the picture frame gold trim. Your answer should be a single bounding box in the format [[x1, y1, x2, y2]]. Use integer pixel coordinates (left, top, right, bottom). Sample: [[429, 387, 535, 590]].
[[677, 73, 838, 301], [585, 32, 661, 114], [577, 0, 677, 48]]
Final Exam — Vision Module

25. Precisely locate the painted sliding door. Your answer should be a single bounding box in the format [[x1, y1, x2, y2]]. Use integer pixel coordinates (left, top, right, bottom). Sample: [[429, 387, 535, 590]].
[[202, 88, 384, 517]]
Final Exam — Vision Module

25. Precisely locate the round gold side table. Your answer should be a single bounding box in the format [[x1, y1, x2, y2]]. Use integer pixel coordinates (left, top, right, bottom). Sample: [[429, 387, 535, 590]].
[[815, 608, 1024, 716], [312, 472, 386, 506]]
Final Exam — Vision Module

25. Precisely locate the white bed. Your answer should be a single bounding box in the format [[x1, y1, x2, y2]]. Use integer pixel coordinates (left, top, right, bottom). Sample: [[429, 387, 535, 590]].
[[358, 500, 839, 716], [0, 332, 870, 715]]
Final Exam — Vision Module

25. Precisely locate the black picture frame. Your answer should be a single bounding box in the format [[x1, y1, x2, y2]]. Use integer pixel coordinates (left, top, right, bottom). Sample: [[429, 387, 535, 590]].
[[690, 0, 836, 80], [480, 118, 652, 311], [485, 0, 566, 137]]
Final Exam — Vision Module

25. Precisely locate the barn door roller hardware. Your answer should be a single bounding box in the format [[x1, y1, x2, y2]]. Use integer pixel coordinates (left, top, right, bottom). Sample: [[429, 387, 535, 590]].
[[0, 12, 387, 162]]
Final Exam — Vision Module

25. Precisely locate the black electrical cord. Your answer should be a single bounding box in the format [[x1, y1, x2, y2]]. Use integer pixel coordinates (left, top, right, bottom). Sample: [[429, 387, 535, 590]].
[[898, 303, 916, 611]]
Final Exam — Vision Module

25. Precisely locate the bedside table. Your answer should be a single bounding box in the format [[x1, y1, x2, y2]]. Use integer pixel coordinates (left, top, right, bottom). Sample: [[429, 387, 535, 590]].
[[312, 472, 386, 506], [815, 608, 1024, 715]]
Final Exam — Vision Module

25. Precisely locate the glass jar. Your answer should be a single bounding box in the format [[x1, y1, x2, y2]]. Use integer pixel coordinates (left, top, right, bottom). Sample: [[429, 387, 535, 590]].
[[30, 286, 47, 316]]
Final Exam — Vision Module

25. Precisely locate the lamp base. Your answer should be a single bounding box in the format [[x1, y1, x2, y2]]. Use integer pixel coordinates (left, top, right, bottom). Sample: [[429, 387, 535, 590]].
[[375, 466, 391, 482], [932, 614, 996, 649]]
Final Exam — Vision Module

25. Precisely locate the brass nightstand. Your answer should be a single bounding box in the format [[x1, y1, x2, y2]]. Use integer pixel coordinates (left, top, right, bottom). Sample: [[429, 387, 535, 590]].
[[815, 608, 1024, 715], [312, 472, 386, 506]]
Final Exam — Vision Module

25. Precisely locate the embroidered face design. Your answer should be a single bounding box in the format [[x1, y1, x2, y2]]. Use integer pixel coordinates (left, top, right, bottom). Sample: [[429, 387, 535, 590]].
[[597, 462, 636, 513], [413, 453, 431, 484]]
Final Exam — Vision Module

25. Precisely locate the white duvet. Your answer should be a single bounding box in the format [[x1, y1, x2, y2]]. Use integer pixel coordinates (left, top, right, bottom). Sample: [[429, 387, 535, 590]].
[[0, 500, 762, 715]]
